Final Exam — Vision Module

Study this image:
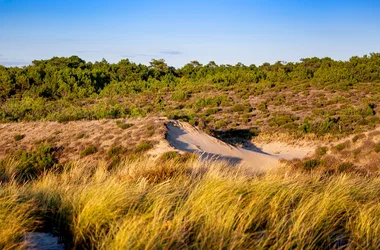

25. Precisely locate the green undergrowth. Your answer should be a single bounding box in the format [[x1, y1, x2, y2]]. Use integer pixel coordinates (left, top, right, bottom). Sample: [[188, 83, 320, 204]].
[[1, 54, 380, 140]]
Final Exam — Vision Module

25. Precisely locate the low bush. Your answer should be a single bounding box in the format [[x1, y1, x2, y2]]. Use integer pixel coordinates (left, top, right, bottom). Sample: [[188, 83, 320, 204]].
[[14, 134, 25, 141], [231, 103, 246, 112], [80, 146, 97, 157], [304, 159, 321, 170], [134, 141, 153, 153], [315, 146, 328, 156], [76, 133, 86, 139], [375, 143, 380, 153], [116, 121, 134, 130], [336, 142, 348, 151], [352, 134, 366, 143], [338, 162, 356, 173], [12, 144, 58, 182], [107, 145, 127, 158], [158, 151, 180, 162]]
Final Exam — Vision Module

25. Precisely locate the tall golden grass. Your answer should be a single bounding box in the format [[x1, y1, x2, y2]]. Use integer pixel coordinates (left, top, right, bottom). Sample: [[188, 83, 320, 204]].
[[1, 156, 380, 249]]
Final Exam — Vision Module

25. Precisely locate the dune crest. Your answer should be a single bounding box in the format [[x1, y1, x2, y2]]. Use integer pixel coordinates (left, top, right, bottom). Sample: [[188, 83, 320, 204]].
[[166, 121, 279, 171]]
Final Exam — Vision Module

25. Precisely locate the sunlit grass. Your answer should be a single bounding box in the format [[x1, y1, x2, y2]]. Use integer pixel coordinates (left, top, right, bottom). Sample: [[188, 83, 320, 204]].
[[1, 156, 380, 249]]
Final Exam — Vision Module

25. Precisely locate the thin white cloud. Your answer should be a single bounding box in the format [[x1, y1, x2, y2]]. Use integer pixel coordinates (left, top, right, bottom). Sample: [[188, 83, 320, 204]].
[[0, 57, 30, 67], [160, 50, 182, 55], [122, 53, 157, 58]]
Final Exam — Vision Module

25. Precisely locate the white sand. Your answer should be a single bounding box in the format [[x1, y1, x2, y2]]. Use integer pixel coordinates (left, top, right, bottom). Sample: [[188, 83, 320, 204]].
[[166, 121, 279, 171], [254, 142, 315, 160]]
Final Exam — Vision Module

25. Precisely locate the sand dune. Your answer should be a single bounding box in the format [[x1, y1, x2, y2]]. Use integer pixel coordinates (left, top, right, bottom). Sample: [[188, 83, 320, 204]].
[[166, 121, 279, 171]]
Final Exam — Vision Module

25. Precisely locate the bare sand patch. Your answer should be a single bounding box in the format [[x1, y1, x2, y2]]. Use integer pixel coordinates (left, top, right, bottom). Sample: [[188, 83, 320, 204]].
[[165, 121, 278, 171]]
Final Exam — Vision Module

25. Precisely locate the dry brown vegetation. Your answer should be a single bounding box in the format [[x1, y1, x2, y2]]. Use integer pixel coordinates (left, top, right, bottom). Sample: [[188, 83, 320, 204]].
[[0, 117, 167, 164], [1, 155, 380, 249], [285, 127, 380, 174]]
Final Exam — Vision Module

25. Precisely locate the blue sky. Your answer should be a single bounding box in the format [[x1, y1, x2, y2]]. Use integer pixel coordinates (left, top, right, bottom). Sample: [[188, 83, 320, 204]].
[[1, 0, 380, 67]]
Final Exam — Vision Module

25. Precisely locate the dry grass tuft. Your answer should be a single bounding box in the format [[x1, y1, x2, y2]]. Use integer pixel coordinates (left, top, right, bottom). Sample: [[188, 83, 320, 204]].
[[1, 155, 380, 249]]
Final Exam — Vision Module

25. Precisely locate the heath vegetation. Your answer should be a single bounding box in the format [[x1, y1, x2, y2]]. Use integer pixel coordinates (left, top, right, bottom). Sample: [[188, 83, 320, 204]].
[[1, 54, 379, 141]]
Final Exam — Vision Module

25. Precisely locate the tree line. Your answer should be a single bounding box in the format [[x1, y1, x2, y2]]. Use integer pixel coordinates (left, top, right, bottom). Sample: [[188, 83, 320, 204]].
[[1, 53, 380, 101]]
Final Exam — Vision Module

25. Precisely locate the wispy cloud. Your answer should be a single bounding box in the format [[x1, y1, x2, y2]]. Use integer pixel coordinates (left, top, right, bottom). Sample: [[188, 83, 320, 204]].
[[160, 50, 182, 55], [122, 51, 182, 58], [122, 53, 157, 58], [0, 60, 29, 67], [0, 57, 30, 67]]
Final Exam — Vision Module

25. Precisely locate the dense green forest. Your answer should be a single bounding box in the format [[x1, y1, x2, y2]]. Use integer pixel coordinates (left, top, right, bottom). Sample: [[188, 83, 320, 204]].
[[1, 54, 380, 139]]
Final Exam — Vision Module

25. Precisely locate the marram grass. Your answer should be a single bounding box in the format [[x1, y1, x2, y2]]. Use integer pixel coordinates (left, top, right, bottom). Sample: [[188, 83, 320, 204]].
[[1, 156, 380, 249]]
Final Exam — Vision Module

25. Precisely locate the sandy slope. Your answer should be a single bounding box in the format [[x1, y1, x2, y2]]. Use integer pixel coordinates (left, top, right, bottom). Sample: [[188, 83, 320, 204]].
[[254, 142, 315, 160], [0, 117, 318, 170], [166, 121, 279, 171]]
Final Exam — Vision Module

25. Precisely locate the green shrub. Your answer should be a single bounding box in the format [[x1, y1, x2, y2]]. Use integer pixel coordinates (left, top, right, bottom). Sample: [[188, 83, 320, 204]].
[[205, 108, 218, 116], [215, 120, 228, 129], [304, 159, 320, 170], [269, 113, 299, 127], [257, 101, 268, 113], [336, 143, 347, 151], [352, 149, 361, 157], [375, 143, 380, 153], [338, 162, 356, 173], [172, 91, 191, 101], [249, 127, 260, 137], [14, 134, 25, 141], [135, 141, 153, 153], [14, 144, 58, 181], [107, 145, 126, 158], [158, 151, 198, 163], [315, 146, 328, 156], [231, 103, 246, 112], [80, 146, 97, 157], [158, 151, 181, 162], [116, 121, 134, 129], [352, 134, 365, 143], [76, 133, 86, 139]]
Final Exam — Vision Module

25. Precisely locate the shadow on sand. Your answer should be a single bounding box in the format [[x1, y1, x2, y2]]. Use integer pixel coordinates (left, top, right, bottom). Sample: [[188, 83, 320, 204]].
[[211, 128, 273, 156], [165, 122, 275, 165], [166, 123, 244, 165]]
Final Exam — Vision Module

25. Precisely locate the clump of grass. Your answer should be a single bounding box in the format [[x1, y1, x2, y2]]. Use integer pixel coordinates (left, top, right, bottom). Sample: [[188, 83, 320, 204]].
[[338, 162, 356, 173], [0, 194, 35, 249], [14, 134, 25, 141], [10, 144, 58, 182], [304, 159, 321, 170], [375, 143, 380, 153], [3, 156, 380, 249], [116, 121, 134, 130], [158, 151, 198, 164], [335, 142, 349, 151], [107, 145, 126, 158], [134, 141, 153, 153], [352, 134, 365, 143], [80, 146, 97, 157], [158, 151, 180, 161], [76, 133, 86, 139], [315, 146, 328, 156], [146, 125, 154, 131]]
